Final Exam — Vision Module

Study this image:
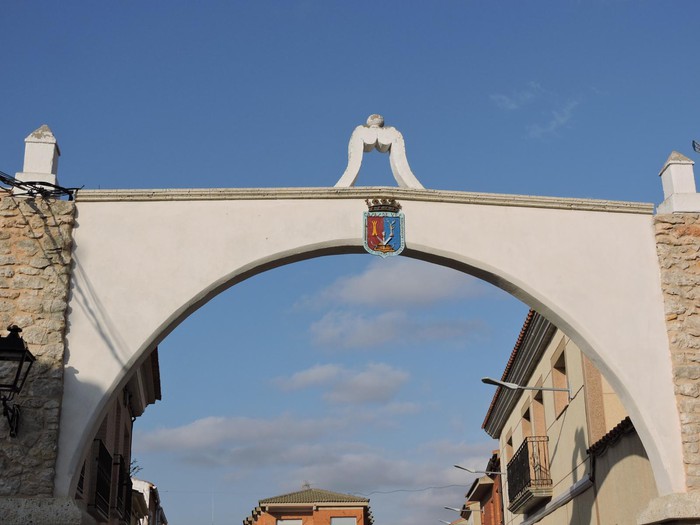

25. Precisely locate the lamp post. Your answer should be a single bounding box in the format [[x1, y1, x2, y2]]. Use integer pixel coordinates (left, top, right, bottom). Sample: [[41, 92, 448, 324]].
[[453, 464, 505, 476], [481, 376, 571, 400], [0, 325, 35, 437]]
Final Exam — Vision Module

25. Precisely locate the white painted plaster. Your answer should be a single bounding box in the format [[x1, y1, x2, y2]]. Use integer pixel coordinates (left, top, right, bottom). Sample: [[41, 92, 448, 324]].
[[657, 151, 700, 213], [335, 115, 424, 189], [56, 189, 681, 500]]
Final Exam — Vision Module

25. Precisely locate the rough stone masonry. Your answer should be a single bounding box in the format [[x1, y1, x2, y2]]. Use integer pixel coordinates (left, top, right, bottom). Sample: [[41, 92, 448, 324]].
[[656, 212, 700, 492], [0, 192, 74, 497]]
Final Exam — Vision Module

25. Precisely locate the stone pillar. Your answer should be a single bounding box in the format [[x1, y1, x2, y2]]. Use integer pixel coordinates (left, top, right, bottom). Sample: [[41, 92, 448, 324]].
[[0, 128, 89, 524], [641, 153, 700, 524]]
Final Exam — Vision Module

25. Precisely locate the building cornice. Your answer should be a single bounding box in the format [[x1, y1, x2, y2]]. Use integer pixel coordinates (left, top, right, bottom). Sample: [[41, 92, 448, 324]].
[[482, 312, 557, 438], [74, 187, 654, 214]]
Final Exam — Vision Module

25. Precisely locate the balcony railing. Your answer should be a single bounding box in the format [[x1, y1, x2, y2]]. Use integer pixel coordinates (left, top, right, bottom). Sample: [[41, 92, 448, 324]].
[[76, 463, 85, 500], [89, 439, 113, 521], [112, 454, 132, 523], [506, 436, 552, 514]]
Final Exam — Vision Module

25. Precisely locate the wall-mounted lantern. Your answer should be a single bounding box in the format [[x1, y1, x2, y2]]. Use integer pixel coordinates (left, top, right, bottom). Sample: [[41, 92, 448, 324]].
[[0, 325, 35, 437]]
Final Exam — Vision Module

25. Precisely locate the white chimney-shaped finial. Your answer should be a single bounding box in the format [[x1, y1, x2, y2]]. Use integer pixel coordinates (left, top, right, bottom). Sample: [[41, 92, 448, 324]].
[[14, 124, 60, 190], [657, 151, 700, 214]]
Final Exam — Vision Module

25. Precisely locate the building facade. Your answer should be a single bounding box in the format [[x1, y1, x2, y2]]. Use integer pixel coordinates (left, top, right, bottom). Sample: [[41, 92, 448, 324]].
[[481, 310, 658, 524], [74, 348, 163, 524], [131, 478, 168, 525], [462, 452, 505, 525], [244, 487, 373, 525]]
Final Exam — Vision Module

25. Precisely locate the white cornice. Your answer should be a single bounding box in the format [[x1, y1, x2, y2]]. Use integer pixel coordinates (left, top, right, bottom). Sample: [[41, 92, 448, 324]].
[[74, 186, 654, 214]]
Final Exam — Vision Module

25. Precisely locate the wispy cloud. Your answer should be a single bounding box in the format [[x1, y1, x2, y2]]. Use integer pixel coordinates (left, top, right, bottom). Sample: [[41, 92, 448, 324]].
[[135, 414, 342, 454], [274, 362, 410, 405], [297, 258, 486, 310], [292, 440, 494, 496], [135, 410, 494, 483], [309, 310, 486, 350], [490, 81, 543, 110], [527, 100, 580, 138], [275, 364, 342, 390], [310, 310, 405, 348], [135, 412, 496, 525], [324, 363, 409, 404]]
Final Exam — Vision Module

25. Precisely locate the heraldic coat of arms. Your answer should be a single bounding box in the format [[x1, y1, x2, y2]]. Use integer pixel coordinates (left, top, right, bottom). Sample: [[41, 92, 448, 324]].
[[363, 198, 405, 258]]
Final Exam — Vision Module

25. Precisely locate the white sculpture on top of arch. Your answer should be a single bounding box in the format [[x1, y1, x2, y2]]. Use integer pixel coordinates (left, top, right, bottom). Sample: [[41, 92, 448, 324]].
[[335, 114, 424, 189]]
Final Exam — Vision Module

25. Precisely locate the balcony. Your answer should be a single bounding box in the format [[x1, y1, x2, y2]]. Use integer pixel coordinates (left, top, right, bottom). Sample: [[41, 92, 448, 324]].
[[88, 439, 113, 521], [506, 436, 552, 514], [112, 454, 132, 524]]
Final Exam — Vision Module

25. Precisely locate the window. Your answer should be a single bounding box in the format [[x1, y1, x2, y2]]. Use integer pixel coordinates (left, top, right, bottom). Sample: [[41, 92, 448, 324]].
[[521, 407, 532, 438], [552, 350, 569, 417], [331, 518, 357, 525], [505, 433, 514, 462], [532, 391, 546, 435]]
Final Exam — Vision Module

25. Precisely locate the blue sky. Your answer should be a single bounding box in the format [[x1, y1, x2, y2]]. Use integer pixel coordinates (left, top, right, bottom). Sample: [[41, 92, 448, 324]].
[[2, 2, 700, 525]]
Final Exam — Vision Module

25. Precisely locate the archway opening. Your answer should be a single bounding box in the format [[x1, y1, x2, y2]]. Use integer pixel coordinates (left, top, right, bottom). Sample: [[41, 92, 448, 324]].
[[77, 253, 650, 525]]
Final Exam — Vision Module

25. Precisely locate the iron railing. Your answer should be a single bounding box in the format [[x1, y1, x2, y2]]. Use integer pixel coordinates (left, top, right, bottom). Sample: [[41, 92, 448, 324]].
[[76, 463, 85, 499], [90, 439, 113, 521], [112, 454, 132, 523], [506, 436, 552, 505]]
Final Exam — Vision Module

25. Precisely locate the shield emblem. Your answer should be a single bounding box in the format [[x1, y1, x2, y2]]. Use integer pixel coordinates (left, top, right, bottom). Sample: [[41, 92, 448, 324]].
[[363, 199, 405, 257]]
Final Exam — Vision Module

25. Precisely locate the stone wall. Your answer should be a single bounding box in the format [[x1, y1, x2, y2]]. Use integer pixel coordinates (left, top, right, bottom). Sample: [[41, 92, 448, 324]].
[[655, 213, 700, 491], [0, 192, 75, 497]]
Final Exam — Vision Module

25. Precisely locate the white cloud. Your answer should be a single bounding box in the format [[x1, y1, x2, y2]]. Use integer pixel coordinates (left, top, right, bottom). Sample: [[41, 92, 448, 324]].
[[527, 99, 580, 138], [298, 258, 486, 310], [274, 363, 410, 405], [323, 363, 409, 404], [275, 364, 341, 390], [290, 446, 492, 497], [310, 310, 406, 348], [135, 414, 342, 454], [309, 310, 486, 350], [490, 81, 542, 110], [293, 452, 436, 494], [135, 413, 493, 525], [373, 401, 423, 416]]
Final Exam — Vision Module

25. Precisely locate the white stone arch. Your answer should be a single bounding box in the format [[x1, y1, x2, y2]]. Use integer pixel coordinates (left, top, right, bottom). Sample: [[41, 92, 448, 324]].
[[56, 187, 680, 503]]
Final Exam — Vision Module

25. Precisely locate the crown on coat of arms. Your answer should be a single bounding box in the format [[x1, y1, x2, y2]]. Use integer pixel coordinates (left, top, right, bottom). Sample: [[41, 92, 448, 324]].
[[365, 198, 402, 213]]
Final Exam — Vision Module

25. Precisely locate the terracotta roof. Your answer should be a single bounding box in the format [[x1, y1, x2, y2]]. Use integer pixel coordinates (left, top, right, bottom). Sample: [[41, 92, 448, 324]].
[[587, 417, 634, 456], [481, 309, 535, 429], [259, 488, 369, 505]]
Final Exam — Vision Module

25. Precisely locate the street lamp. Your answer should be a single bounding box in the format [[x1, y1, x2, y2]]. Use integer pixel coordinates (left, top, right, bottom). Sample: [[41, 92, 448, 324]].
[[481, 376, 571, 400], [0, 325, 35, 437], [453, 464, 505, 476]]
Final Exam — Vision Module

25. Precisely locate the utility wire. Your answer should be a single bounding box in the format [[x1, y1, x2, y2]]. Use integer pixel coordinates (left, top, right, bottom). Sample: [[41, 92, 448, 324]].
[[159, 483, 471, 497]]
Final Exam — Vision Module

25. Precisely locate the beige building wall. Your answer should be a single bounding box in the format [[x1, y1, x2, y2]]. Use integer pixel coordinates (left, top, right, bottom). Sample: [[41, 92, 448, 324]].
[[496, 327, 658, 525], [499, 332, 591, 525], [593, 431, 658, 525]]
